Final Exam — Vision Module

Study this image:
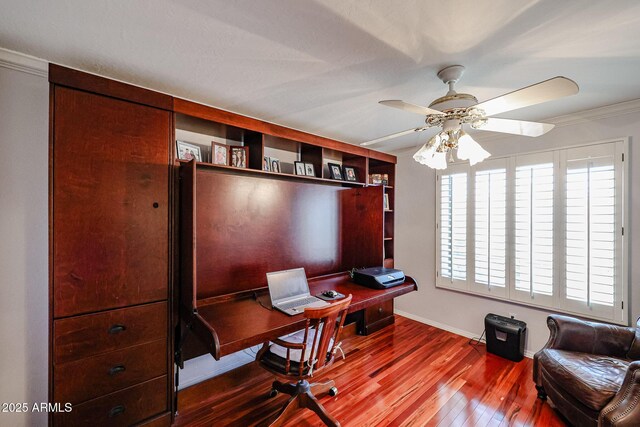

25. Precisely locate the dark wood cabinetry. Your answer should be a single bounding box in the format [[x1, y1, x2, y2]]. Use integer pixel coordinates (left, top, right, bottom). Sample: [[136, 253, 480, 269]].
[[50, 66, 172, 426], [49, 64, 401, 425]]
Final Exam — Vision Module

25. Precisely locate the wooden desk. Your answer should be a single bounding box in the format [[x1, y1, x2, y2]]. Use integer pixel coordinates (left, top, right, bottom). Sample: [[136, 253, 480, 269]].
[[189, 273, 417, 359]]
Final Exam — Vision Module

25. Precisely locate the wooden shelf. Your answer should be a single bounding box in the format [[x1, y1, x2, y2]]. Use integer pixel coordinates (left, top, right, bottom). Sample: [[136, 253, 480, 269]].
[[384, 209, 394, 213], [384, 237, 393, 241], [176, 159, 366, 186]]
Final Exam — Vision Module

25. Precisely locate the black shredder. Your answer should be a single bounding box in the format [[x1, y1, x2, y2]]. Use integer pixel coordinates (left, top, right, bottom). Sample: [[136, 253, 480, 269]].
[[484, 313, 526, 362]]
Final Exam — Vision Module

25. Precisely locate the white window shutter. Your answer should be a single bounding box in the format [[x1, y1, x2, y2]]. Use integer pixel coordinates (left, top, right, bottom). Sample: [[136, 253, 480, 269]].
[[562, 143, 621, 320], [512, 154, 554, 305], [473, 161, 507, 296], [437, 168, 468, 289]]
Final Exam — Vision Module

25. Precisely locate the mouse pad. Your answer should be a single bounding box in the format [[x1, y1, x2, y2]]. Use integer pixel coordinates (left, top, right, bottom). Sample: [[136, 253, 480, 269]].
[[316, 292, 345, 301]]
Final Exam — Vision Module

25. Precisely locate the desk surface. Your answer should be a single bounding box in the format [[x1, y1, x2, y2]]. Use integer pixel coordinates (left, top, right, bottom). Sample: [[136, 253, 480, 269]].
[[192, 273, 417, 359]]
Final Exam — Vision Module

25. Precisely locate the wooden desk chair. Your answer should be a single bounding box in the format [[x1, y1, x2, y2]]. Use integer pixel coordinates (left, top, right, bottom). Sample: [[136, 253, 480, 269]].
[[256, 294, 352, 427]]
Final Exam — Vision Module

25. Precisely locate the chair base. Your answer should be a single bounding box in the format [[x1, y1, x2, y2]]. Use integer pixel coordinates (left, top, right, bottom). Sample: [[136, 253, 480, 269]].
[[265, 379, 340, 427]]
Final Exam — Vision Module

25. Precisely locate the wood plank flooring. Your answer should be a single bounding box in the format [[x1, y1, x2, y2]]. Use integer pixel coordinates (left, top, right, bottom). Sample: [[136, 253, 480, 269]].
[[175, 316, 566, 426]]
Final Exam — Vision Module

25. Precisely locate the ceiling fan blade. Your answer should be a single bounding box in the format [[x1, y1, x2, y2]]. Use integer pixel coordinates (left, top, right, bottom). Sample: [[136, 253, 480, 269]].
[[478, 117, 554, 137], [379, 100, 444, 116], [473, 77, 579, 116], [361, 127, 429, 146]]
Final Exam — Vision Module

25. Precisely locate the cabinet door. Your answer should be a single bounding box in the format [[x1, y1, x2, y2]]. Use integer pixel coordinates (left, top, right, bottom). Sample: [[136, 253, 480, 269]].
[[53, 87, 170, 317]]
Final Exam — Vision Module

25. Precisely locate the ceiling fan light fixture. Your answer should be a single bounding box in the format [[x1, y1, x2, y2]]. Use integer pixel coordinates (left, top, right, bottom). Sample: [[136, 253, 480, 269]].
[[457, 131, 491, 166]]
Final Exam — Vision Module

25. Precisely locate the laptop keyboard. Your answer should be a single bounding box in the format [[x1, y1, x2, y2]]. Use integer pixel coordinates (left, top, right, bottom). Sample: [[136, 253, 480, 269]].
[[278, 296, 319, 311]]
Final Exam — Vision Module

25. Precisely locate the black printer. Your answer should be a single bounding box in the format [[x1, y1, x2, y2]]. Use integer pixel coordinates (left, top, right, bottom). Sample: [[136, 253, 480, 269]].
[[352, 267, 405, 289]]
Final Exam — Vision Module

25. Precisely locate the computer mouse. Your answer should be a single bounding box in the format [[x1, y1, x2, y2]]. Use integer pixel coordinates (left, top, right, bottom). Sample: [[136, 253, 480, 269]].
[[323, 290, 338, 298]]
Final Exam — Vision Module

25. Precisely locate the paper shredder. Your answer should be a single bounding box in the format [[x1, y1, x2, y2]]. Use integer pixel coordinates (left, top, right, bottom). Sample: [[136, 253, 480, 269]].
[[484, 313, 526, 362]]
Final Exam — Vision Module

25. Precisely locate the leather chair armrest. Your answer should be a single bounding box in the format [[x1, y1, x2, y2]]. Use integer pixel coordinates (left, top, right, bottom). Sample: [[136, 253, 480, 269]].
[[541, 315, 634, 355], [600, 361, 640, 427]]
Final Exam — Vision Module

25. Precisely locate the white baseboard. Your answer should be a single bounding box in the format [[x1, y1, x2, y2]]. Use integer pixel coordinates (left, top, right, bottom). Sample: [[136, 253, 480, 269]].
[[394, 309, 534, 358]]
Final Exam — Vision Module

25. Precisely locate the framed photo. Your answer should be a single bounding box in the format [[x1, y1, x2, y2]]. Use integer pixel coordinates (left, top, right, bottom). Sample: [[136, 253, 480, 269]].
[[294, 161, 306, 175], [384, 193, 390, 211], [211, 142, 229, 165], [343, 166, 357, 182], [327, 163, 343, 180], [263, 156, 271, 171], [304, 163, 315, 177], [230, 146, 249, 168], [176, 140, 202, 162], [270, 158, 281, 174]]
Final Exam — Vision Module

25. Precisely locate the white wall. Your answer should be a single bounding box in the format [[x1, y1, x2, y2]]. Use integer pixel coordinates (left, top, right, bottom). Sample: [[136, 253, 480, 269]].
[[0, 57, 49, 425], [394, 105, 639, 355]]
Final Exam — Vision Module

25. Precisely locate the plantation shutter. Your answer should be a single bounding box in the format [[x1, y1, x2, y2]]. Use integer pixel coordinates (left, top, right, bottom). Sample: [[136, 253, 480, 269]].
[[437, 167, 467, 288], [562, 143, 622, 320], [473, 160, 507, 296], [512, 153, 555, 305]]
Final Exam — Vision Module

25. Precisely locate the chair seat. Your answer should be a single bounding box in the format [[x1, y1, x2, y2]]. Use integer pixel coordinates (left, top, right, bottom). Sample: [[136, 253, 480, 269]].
[[538, 349, 629, 411]]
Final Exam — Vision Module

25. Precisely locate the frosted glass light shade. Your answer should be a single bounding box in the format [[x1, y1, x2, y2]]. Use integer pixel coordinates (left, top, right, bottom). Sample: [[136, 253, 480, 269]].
[[431, 151, 448, 169], [457, 132, 490, 166]]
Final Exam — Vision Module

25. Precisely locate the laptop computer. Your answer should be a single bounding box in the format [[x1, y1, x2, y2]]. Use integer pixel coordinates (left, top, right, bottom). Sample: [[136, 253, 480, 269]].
[[267, 267, 328, 316]]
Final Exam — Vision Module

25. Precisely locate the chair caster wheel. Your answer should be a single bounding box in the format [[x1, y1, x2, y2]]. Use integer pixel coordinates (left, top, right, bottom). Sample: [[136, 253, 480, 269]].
[[328, 387, 338, 397], [269, 389, 278, 398]]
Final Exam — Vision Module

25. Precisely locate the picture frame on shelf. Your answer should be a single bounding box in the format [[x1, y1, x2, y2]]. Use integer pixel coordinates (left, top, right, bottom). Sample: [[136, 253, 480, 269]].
[[270, 158, 281, 173], [343, 166, 357, 182], [327, 163, 343, 180], [384, 193, 390, 211], [211, 142, 229, 165], [230, 146, 249, 168], [304, 163, 315, 177], [263, 156, 271, 171], [176, 140, 202, 162], [294, 161, 306, 175]]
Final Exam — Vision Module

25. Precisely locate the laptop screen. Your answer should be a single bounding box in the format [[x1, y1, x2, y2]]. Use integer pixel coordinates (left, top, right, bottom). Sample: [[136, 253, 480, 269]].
[[267, 268, 310, 303]]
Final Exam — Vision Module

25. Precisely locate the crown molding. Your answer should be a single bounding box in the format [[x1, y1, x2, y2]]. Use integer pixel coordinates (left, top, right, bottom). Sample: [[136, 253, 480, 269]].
[[0, 47, 48, 77]]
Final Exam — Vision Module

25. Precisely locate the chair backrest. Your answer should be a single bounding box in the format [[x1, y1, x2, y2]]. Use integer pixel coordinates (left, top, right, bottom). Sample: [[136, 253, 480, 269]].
[[304, 294, 352, 373]]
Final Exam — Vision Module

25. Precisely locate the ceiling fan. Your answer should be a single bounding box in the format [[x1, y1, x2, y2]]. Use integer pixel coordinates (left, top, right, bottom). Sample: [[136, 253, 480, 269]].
[[361, 65, 579, 169]]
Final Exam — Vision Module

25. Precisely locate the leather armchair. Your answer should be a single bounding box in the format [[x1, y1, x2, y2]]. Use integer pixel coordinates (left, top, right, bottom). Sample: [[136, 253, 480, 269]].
[[534, 315, 640, 427]]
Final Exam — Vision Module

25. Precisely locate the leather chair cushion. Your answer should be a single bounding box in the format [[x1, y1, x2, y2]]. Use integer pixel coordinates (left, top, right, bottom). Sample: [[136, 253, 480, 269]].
[[538, 349, 629, 411]]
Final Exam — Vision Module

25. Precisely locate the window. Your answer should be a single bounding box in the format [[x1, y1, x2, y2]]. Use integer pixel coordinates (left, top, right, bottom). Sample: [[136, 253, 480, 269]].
[[435, 140, 627, 324], [439, 166, 467, 288], [473, 160, 507, 296]]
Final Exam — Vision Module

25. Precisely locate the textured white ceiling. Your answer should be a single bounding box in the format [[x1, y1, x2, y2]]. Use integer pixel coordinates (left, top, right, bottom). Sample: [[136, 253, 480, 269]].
[[2, 0, 640, 152]]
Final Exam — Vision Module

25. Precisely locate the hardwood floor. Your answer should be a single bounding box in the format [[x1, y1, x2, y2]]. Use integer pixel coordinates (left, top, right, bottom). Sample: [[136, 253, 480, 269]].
[[175, 316, 566, 426]]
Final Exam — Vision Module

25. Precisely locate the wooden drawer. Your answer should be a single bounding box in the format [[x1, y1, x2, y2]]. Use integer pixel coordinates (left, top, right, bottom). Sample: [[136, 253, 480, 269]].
[[54, 376, 167, 427], [55, 339, 167, 404], [363, 300, 394, 335], [54, 302, 166, 364], [364, 300, 394, 324]]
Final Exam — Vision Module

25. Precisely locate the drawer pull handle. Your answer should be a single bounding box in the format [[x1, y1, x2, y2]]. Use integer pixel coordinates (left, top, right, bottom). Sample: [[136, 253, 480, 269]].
[[108, 365, 126, 376], [108, 324, 126, 334], [378, 307, 383, 313], [108, 404, 126, 418]]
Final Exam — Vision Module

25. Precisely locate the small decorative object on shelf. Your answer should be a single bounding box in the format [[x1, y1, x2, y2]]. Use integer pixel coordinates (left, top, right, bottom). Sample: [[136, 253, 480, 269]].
[[369, 173, 383, 185], [176, 140, 202, 162], [304, 163, 315, 177], [211, 142, 229, 165], [382, 174, 389, 185], [270, 158, 281, 173], [263, 156, 271, 171], [294, 161, 306, 175], [328, 163, 343, 180], [384, 193, 390, 211], [344, 166, 358, 182], [230, 146, 249, 168]]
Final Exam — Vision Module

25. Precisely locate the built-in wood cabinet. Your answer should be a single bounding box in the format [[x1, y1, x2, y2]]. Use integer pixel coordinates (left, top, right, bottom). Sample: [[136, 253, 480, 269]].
[[49, 64, 399, 424], [50, 66, 173, 426]]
